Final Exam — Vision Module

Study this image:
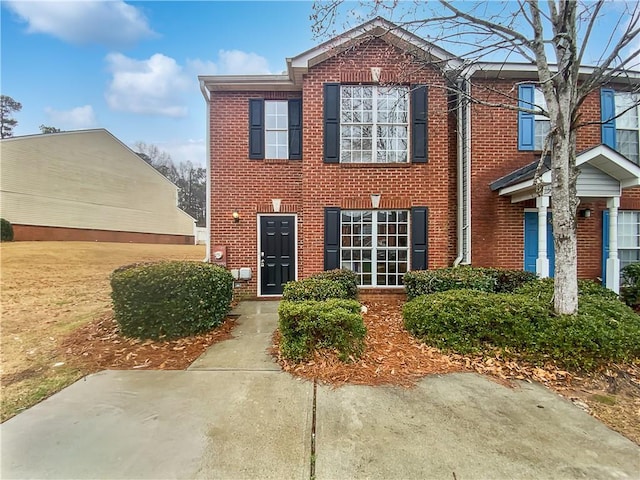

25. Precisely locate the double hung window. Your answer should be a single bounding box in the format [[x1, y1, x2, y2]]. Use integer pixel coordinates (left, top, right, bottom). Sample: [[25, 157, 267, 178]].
[[614, 93, 640, 164], [618, 211, 640, 271], [340, 86, 409, 163]]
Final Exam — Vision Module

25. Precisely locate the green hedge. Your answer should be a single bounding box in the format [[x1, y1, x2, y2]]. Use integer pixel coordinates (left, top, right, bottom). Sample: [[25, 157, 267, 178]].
[[403, 289, 640, 371], [312, 269, 358, 299], [514, 278, 619, 301], [404, 267, 537, 299], [282, 278, 349, 302], [111, 261, 233, 340], [278, 299, 366, 362], [1, 218, 14, 242], [620, 263, 640, 309]]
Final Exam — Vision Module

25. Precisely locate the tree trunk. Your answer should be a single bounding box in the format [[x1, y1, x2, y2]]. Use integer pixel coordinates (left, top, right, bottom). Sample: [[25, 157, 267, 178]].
[[550, 127, 579, 315]]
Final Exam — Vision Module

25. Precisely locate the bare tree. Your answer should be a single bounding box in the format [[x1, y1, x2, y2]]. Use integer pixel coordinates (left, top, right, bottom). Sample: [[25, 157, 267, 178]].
[[0, 95, 22, 139], [312, 0, 640, 315]]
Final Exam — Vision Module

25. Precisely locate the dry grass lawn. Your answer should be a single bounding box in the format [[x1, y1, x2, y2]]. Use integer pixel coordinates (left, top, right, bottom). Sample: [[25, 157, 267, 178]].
[[1, 241, 206, 421]]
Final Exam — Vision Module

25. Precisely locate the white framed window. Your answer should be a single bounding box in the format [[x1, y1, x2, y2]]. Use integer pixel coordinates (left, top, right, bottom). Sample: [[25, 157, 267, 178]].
[[534, 87, 550, 151], [340, 210, 409, 286], [265, 100, 288, 159], [618, 211, 640, 273], [615, 92, 640, 164], [340, 85, 409, 163]]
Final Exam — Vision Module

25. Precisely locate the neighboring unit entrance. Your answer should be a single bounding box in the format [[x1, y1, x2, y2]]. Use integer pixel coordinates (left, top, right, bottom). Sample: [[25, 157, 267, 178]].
[[524, 211, 555, 277], [259, 215, 296, 295]]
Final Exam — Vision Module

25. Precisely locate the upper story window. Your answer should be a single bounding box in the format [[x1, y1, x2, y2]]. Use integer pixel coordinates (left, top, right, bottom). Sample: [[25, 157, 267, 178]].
[[248, 98, 302, 160], [340, 86, 409, 163], [518, 84, 549, 152], [533, 88, 550, 151], [601, 89, 640, 164], [323, 83, 427, 164], [615, 92, 639, 164], [265, 101, 288, 159]]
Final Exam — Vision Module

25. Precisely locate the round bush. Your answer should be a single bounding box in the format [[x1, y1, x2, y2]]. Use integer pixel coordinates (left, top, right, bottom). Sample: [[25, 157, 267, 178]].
[[111, 261, 233, 340], [1, 218, 14, 242], [620, 263, 640, 309]]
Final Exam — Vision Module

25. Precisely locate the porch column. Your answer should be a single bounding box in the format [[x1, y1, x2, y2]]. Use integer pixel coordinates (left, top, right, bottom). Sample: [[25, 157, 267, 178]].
[[606, 196, 620, 294], [536, 195, 550, 278]]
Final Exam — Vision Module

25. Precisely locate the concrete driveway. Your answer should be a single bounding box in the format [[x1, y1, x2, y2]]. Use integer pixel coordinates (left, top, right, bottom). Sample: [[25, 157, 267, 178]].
[[2, 301, 639, 479]]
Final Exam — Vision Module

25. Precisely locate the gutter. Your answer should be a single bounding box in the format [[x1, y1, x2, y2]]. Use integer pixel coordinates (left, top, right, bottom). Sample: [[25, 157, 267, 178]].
[[454, 77, 472, 267], [199, 79, 211, 263]]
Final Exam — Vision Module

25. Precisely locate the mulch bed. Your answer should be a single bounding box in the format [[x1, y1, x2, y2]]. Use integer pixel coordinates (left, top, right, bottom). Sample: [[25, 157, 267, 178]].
[[61, 312, 237, 372]]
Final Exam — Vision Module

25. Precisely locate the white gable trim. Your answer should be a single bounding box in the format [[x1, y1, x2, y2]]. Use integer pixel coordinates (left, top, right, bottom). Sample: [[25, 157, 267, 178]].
[[497, 145, 640, 200]]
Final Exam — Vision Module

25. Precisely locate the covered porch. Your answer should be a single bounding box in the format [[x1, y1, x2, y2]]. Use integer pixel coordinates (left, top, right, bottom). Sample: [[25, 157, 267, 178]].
[[490, 145, 640, 293]]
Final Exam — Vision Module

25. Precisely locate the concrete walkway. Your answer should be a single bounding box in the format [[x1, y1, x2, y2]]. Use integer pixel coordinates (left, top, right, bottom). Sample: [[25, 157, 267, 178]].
[[2, 301, 639, 479]]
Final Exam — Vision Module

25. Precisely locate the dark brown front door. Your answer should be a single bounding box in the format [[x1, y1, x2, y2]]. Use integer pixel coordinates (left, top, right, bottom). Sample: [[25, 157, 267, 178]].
[[260, 216, 295, 295]]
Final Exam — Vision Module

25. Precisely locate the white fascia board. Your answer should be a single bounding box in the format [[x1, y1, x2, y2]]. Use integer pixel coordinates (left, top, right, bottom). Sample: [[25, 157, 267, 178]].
[[199, 74, 299, 92], [289, 17, 462, 71], [469, 62, 640, 81], [577, 144, 640, 182]]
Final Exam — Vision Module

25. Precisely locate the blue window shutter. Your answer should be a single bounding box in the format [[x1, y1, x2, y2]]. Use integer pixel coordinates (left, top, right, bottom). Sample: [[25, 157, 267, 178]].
[[602, 210, 610, 285], [518, 84, 535, 151], [324, 207, 341, 270], [601, 89, 617, 149], [324, 83, 340, 163], [248, 99, 264, 159], [411, 85, 428, 163], [411, 207, 428, 270], [288, 99, 302, 160]]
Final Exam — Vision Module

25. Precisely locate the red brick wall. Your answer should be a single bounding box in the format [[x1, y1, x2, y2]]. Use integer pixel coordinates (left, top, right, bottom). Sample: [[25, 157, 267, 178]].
[[209, 38, 456, 296], [470, 80, 640, 280]]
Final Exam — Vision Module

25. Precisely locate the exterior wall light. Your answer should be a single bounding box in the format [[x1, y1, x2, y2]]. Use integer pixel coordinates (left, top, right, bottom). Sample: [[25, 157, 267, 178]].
[[580, 209, 592, 218], [232, 210, 240, 223]]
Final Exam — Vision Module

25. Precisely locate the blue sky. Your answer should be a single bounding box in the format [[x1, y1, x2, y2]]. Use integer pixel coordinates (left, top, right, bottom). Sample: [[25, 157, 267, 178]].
[[1, 1, 317, 165], [2, 1, 638, 166]]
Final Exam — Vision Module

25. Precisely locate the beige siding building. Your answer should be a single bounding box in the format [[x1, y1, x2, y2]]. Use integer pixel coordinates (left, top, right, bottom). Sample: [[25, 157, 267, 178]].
[[0, 129, 195, 243]]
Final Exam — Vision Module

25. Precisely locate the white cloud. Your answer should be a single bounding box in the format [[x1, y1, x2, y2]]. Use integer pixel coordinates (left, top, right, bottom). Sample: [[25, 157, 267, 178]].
[[187, 50, 271, 75], [105, 53, 191, 117], [44, 105, 97, 129], [4, 0, 156, 48]]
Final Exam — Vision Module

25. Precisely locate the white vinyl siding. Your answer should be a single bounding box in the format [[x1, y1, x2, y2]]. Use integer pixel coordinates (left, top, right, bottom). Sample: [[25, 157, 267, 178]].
[[0, 130, 194, 236]]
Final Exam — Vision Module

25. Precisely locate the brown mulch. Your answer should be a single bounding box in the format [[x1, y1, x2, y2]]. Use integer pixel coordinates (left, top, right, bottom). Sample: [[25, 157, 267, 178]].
[[60, 312, 237, 372]]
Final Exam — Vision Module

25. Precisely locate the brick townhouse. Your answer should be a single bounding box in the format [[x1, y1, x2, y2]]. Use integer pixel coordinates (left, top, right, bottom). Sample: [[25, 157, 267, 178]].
[[199, 18, 640, 298]]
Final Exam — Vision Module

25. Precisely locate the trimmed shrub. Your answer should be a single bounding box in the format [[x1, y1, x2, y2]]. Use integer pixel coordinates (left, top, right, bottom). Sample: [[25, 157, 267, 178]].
[[620, 263, 640, 309], [282, 277, 349, 302], [312, 269, 358, 299], [278, 299, 366, 362], [485, 268, 538, 293], [403, 289, 640, 371], [514, 278, 619, 301], [403, 267, 496, 299], [111, 261, 233, 340], [1, 218, 14, 242], [403, 290, 548, 353]]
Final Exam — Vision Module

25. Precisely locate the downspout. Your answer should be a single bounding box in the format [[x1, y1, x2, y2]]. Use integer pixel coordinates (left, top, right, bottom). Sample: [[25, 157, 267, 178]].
[[453, 76, 472, 267], [199, 79, 211, 263]]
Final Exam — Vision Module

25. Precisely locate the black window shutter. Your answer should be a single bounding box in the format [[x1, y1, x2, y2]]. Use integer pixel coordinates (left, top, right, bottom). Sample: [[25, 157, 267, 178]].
[[411, 85, 428, 163], [288, 99, 302, 160], [324, 207, 341, 270], [248, 99, 264, 159], [324, 83, 340, 163], [411, 207, 428, 270]]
